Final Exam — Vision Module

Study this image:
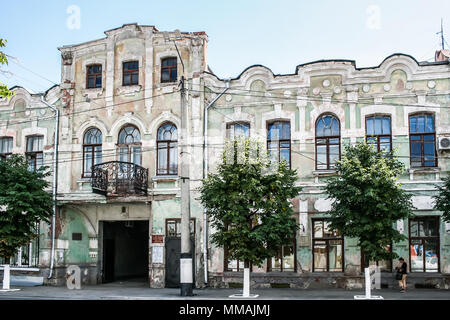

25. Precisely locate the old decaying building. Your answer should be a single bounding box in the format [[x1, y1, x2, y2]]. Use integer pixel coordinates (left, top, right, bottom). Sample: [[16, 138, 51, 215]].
[[1, 24, 449, 289]]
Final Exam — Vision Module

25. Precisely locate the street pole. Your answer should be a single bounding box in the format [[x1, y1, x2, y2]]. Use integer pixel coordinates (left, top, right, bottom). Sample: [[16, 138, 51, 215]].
[[180, 75, 193, 296]]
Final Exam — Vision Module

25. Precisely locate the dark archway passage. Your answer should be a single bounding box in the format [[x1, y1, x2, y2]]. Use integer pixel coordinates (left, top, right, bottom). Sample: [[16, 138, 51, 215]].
[[101, 221, 149, 283]]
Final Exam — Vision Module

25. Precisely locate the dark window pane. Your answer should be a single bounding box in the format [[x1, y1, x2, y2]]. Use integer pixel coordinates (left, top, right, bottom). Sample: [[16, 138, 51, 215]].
[[426, 115, 435, 132], [382, 117, 391, 134], [410, 116, 417, 133], [366, 118, 374, 135], [95, 76, 102, 87], [131, 72, 138, 85]]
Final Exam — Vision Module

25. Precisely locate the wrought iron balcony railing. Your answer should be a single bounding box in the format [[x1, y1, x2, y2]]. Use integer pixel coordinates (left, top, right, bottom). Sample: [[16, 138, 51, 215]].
[[92, 161, 148, 196]]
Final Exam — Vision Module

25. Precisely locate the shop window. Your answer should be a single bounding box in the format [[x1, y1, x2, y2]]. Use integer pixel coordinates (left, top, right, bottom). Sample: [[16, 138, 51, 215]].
[[409, 216, 440, 272], [312, 219, 344, 272], [267, 238, 297, 272]]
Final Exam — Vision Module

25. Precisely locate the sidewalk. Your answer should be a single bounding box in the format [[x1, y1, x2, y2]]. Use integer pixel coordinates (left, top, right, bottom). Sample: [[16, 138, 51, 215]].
[[0, 280, 449, 300]]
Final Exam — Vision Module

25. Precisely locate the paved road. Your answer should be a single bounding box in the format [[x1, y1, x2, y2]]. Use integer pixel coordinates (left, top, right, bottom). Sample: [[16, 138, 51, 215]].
[[0, 280, 449, 300]]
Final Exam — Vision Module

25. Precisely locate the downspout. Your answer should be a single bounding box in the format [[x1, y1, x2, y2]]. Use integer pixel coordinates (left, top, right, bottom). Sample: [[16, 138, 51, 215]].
[[203, 79, 230, 284], [40, 96, 59, 280]]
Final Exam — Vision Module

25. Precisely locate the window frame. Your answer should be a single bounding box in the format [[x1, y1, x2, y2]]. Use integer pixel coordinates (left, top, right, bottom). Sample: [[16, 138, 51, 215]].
[[165, 218, 196, 238], [156, 122, 178, 176], [161, 57, 178, 83], [408, 113, 437, 168], [365, 114, 392, 153], [26, 135, 44, 171], [408, 216, 440, 273], [0, 136, 13, 160], [266, 120, 291, 169], [267, 237, 297, 272], [117, 124, 142, 165], [226, 121, 250, 140], [312, 218, 344, 272], [82, 128, 102, 178], [122, 61, 139, 86], [315, 114, 341, 171], [86, 64, 102, 89]]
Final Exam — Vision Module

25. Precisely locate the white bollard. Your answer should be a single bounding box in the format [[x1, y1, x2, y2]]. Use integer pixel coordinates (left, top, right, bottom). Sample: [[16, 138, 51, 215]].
[[2, 264, 10, 290], [243, 267, 250, 297], [364, 267, 371, 299]]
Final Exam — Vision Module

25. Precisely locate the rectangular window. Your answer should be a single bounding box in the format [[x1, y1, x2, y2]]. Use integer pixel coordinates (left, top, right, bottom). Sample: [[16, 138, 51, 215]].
[[267, 121, 291, 169], [224, 247, 246, 272], [161, 57, 177, 83], [267, 238, 297, 272], [26, 136, 44, 171], [123, 61, 139, 86], [366, 115, 392, 153], [86, 64, 102, 89], [409, 216, 439, 272], [409, 114, 437, 167], [165, 218, 195, 238], [312, 219, 344, 272], [0, 137, 13, 160], [226, 122, 250, 140]]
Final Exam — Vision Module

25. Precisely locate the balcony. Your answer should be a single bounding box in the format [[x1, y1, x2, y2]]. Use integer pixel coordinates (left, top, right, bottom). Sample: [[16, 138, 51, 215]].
[[92, 161, 148, 196]]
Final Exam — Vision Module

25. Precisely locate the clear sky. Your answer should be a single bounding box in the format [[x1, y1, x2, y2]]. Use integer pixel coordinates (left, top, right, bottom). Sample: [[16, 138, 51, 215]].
[[1, 0, 449, 93]]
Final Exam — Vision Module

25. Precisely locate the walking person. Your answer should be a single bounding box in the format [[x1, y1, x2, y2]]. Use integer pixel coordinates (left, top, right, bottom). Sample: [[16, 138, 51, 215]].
[[395, 257, 408, 292]]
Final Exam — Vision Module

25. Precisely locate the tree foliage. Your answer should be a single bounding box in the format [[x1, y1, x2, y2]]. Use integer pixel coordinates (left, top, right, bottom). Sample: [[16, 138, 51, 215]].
[[199, 139, 301, 267], [0, 38, 14, 99], [0, 154, 53, 260], [434, 175, 450, 223], [324, 142, 414, 264]]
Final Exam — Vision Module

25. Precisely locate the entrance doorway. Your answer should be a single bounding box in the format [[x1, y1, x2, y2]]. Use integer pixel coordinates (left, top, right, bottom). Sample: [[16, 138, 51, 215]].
[[101, 221, 149, 283]]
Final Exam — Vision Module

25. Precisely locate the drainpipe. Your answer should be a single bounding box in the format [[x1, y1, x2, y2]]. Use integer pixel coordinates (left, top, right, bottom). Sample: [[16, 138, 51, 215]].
[[203, 79, 230, 284], [40, 96, 59, 280]]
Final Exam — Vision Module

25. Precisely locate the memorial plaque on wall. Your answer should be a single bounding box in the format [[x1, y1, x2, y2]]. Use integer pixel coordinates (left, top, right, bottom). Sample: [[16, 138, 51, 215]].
[[152, 246, 163, 264]]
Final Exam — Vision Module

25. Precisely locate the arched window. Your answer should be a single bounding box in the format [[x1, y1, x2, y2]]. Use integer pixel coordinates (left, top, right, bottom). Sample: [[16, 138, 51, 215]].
[[366, 115, 391, 152], [118, 125, 141, 165], [409, 113, 437, 167], [267, 121, 291, 168], [157, 122, 178, 175], [83, 128, 102, 177], [315, 114, 340, 170]]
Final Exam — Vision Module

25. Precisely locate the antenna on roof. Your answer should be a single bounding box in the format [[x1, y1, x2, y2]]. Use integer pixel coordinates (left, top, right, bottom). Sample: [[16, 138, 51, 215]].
[[436, 18, 445, 50]]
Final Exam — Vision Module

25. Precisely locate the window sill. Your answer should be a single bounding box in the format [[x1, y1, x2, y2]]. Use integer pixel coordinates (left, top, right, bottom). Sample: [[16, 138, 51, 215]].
[[117, 85, 142, 96], [152, 175, 179, 182], [82, 87, 104, 99], [312, 170, 337, 177], [408, 167, 440, 173]]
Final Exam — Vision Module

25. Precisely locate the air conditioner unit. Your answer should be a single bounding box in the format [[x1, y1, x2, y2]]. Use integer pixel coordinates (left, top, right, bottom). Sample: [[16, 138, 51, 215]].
[[438, 137, 450, 150]]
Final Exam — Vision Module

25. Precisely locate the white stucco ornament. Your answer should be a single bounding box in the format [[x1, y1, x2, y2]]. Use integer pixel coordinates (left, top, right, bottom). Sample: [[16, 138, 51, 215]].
[[225, 94, 232, 102], [334, 87, 341, 94], [284, 90, 291, 97], [314, 198, 333, 212], [383, 84, 391, 92], [312, 87, 320, 95], [427, 80, 436, 89], [406, 82, 413, 90], [362, 84, 370, 93], [322, 79, 331, 88], [411, 196, 435, 210]]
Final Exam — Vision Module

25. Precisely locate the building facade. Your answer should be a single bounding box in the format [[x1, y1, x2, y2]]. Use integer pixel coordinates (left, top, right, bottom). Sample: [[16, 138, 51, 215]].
[[1, 24, 449, 289]]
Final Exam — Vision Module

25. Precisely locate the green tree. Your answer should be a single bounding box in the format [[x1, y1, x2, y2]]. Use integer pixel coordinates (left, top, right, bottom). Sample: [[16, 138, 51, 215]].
[[324, 142, 414, 266], [200, 139, 301, 270], [0, 38, 14, 99], [434, 175, 450, 223], [0, 154, 53, 262]]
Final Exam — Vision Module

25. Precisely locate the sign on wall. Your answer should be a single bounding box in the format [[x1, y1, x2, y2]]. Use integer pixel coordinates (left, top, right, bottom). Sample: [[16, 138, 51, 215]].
[[152, 246, 163, 264]]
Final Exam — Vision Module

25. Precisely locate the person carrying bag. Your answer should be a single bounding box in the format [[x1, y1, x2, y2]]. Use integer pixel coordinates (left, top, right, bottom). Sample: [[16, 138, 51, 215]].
[[395, 257, 408, 292]]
